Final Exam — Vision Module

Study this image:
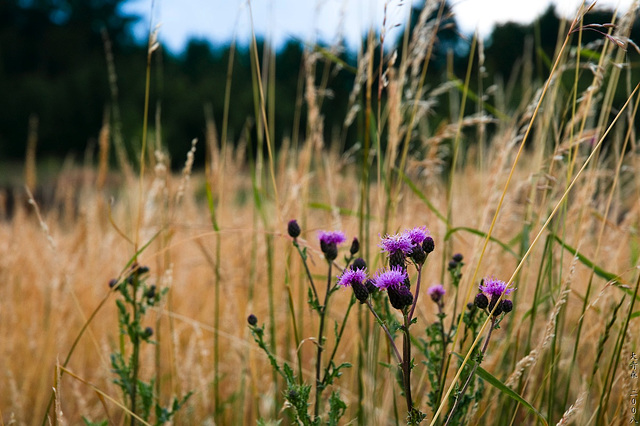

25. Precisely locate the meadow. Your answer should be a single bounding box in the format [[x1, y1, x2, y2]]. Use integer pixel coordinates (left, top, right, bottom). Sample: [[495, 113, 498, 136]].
[[1, 2, 639, 425]]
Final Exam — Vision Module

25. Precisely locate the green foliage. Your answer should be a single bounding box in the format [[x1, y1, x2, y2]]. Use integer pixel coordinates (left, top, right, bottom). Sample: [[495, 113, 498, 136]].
[[250, 319, 349, 425], [82, 419, 108, 426], [107, 264, 192, 425]]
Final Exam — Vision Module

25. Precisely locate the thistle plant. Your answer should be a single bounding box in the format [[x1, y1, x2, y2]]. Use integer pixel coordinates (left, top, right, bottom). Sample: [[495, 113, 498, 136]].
[[335, 226, 434, 424], [443, 277, 515, 426], [104, 263, 191, 425], [335, 229, 516, 425], [248, 220, 359, 424], [421, 253, 478, 417], [251, 221, 519, 425]]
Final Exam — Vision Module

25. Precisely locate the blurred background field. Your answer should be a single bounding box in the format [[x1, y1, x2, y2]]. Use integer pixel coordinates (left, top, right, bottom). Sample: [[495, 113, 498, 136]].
[[1, 1, 640, 425]]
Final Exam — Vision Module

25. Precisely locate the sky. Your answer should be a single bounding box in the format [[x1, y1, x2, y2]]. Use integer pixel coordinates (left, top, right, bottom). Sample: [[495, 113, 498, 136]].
[[121, 0, 637, 54]]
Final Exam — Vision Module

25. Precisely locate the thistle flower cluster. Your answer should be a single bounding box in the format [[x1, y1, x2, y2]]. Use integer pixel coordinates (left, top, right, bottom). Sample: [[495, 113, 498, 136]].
[[379, 226, 433, 268], [376, 226, 434, 310], [474, 277, 515, 317], [283, 219, 519, 424], [334, 226, 433, 309]]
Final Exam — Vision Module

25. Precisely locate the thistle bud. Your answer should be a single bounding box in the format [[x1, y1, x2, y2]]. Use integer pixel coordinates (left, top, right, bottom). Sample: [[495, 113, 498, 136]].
[[389, 250, 406, 269], [321, 241, 338, 261], [247, 314, 258, 326], [410, 246, 426, 265], [352, 257, 367, 270], [146, 285, 156, 299], [350, 237, 360, 255], [365, 279, 377, 295], [352, 280, 369, 303], [388, 285, 413, 310], [422, 236, 435, 254], [501, 299, 513, 314], [287, 220, 301, 238], [474, 293, 489, 310], [490, 298, 504, 316]]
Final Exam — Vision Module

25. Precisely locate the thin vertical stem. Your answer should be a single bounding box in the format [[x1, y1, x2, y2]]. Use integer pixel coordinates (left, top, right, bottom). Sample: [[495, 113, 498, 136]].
[[130, 275, 140, 425], [314, 261, 332, 418], [365, 300, 402, 364], [402, 313, 413, 414], [408, 264, 423, 322], [444, 316, 496, 426]]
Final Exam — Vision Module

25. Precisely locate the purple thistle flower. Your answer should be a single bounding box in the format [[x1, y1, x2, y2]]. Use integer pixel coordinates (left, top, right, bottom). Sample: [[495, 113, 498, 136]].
[[403, 226, 430, 246], [318, 230, 346, 261], [379, 233, 413, 256], [427, 284, 446, 303], [337, 268, 368, 288], [479, 277, 514, 299], [318, 230, 347, 246], [373, 266, 408, 290]]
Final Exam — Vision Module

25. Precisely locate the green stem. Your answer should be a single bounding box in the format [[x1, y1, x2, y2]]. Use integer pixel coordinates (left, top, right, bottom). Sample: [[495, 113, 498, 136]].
[[365, 300, 402, 364], [444, 316, 496, 426], [322, 295, 356, 383], [402, 312, 413, 415], [408, 263, 424, 322], [130, 275, 140, 425], [293, 240, 318, 302], [435, 303, 448, 407], [314, 261, 332, 419]]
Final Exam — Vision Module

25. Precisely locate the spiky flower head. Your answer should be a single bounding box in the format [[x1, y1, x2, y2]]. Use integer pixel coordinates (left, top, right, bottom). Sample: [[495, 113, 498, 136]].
[[379, 233, 413, 257], [373, 266, 408, 290], [479, 277, 514, 299], [428, 284, 446, 304], [478, 277, 515, 316], [404, 226, 430, 246], [318, 230, 346, 246], [380, 227, 432, 267], [337, 267, 369, 303], [318, 230, 346, 261], [337, 268, 368, 288]]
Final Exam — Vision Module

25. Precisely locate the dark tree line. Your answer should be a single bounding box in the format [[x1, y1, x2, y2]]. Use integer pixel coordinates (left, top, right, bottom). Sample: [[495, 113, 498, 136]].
[[1, 1, 638, 168]]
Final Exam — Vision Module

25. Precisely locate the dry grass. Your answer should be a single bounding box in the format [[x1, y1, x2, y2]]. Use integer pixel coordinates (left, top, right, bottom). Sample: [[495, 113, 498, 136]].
[[0, 136, 637, 424], [2, 1, 640, 425]]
